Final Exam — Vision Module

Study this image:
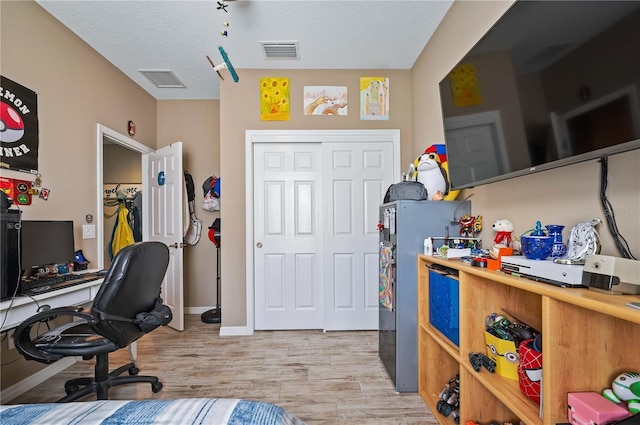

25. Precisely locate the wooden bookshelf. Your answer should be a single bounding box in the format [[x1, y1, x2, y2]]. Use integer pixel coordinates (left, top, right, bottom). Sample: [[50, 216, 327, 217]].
[[417, 255, 640, 425]]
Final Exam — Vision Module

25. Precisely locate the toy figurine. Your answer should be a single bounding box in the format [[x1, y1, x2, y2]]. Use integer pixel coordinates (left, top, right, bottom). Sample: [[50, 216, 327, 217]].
[[492, 219, 514, 247], [459, 214, 483, 238], [602, 372, 640, 414], [531, 220, 546, 236]]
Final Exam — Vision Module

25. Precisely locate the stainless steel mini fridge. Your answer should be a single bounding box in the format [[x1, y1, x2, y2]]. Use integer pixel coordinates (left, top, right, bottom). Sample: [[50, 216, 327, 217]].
[[378, 199, 470, 392]]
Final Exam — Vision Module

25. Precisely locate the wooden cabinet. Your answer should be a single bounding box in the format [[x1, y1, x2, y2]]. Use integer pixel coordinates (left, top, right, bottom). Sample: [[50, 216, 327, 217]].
[[417, 255, 640, 425]]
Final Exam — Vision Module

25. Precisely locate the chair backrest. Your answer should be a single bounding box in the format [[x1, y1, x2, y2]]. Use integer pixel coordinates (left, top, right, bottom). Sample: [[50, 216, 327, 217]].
[[91, 241, 170, 347]]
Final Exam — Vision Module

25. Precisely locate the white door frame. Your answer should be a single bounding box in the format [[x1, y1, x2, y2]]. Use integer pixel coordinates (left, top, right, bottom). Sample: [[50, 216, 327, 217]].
[[243, 129, 401, 335], [95, 124, 153, 269]]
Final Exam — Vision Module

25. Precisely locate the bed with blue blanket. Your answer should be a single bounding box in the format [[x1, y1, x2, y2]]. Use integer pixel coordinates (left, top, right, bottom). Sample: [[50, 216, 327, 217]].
[[0, 398, 306, 425]]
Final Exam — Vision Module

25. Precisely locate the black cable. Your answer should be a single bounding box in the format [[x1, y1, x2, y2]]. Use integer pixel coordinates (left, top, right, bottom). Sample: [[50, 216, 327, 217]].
[[599, 157, 637, 260]]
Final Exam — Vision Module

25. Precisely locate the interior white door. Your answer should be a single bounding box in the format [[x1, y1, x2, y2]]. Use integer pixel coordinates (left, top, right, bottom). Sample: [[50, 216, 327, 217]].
[[253, 143, 323, 330], [143, 142, 184, 331], [322, 142, 394, 330], [445, 124, 501, 186]]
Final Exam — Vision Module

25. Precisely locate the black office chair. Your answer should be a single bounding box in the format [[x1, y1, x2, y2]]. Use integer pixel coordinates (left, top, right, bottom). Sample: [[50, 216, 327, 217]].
[[14, 241, 172, 402]]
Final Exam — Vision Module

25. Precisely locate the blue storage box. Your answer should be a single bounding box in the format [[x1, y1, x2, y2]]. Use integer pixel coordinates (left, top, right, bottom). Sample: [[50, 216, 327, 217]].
[[429, 270, 460, 346]]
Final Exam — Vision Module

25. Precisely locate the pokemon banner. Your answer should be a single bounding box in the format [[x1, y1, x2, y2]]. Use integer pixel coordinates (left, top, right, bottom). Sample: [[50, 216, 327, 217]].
[[0, 76, 39, 172]]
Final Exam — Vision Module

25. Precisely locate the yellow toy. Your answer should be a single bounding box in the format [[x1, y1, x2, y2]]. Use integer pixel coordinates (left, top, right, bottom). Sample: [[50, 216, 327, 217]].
[[413, 144, 460, 201]]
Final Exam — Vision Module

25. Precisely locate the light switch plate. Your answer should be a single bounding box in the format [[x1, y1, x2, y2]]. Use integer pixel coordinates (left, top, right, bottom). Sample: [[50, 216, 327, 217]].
[[82, 224, 96, 239]]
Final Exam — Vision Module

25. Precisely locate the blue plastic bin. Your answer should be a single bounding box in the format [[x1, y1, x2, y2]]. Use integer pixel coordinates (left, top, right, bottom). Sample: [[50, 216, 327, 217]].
[[428, 270, 460, 346]]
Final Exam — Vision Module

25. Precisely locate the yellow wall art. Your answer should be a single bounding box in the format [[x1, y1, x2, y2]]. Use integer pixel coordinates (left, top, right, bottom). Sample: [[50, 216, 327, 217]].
[[448, 63, 482, 107], [260, 77, 290, 121]]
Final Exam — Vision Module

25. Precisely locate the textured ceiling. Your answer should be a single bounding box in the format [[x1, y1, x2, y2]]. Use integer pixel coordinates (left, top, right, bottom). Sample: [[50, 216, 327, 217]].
[[35, 0, 454, 100]]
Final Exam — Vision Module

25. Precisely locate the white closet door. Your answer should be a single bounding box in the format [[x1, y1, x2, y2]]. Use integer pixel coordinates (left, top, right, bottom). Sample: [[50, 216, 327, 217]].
[[322, 142, 394, 330], [253, 143, 323, 330]]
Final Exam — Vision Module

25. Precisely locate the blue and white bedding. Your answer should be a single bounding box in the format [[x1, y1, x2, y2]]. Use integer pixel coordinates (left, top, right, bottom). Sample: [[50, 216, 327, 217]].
[[0, 398, 307, 425]]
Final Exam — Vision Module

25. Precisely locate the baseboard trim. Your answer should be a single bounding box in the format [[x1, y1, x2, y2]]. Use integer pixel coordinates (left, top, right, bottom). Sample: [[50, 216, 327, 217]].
[[219, 326, 253, 336], [185, 306, 215, 315], [1, 357, 77, 402]]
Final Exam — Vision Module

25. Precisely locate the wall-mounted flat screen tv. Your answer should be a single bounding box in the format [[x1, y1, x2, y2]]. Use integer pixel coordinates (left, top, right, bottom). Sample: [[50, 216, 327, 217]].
[[439, 1, 640, 189]]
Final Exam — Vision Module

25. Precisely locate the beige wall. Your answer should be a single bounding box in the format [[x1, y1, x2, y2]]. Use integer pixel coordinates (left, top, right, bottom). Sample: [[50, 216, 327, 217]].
[[413, 1, 639, 259], [219, 69, 414, 326], [156, 100, 220, 309], [0, 0, 158, 390]]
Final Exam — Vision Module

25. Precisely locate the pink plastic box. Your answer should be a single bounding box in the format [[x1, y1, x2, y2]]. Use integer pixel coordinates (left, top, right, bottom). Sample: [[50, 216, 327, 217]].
[[568, 392, 630, 425]]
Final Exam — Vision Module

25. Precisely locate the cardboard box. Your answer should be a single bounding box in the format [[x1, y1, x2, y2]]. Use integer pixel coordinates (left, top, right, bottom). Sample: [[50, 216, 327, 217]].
[[484, 330, 519, 380]]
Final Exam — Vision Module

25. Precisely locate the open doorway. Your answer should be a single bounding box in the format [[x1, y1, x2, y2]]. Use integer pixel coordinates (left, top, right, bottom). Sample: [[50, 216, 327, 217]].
[[95, 125, 153, 270]]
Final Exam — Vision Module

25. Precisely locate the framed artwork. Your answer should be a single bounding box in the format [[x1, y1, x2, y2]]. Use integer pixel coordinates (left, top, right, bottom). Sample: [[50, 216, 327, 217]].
[[303, 86, 347, 116], [360, 77, 389, 120], [448, 63, 483, 107], [260, 78, 290, 121]]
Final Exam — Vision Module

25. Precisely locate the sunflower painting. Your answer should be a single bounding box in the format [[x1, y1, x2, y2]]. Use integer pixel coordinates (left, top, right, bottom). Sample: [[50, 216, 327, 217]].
[[260, 77, 290, 121], [448, 63, 482, 107]]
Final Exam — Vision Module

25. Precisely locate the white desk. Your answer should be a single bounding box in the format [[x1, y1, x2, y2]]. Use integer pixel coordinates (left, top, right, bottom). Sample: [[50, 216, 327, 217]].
[[0, 277, 104, 333]]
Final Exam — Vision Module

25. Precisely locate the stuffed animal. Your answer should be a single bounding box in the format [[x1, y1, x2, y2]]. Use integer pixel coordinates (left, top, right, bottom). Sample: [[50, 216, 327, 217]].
[[492, 219, 514, 246], [603, 372, 640, 414], [414, 152, 448, 200], [423, 144, 460, 201]]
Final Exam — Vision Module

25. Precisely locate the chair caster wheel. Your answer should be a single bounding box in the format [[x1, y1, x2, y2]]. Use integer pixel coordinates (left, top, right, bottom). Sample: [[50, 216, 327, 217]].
[[129, 367, 139, 375], [151, 382, 163, 393], [65, 385, 79, 395]]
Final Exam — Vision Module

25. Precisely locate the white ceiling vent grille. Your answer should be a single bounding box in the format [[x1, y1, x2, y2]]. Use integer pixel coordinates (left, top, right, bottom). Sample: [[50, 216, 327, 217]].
[[260, 41, 299, 60], [138, 69, 186, 88]]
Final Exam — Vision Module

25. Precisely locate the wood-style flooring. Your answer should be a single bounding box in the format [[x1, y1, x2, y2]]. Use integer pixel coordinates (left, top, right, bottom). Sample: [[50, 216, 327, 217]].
[[7, 315, 437, 424]]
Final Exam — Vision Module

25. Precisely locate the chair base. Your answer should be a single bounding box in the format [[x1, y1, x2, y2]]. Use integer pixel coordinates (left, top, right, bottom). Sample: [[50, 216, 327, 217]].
[[57, 354, 163, 403]]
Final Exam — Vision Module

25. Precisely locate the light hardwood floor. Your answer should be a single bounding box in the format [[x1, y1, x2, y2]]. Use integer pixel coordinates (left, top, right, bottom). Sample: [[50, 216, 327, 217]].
[[7, 315, 437, 424]]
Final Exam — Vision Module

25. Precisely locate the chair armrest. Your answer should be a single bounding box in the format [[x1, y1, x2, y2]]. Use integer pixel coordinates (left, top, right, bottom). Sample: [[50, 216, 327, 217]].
[[14, 306, 97, 364]]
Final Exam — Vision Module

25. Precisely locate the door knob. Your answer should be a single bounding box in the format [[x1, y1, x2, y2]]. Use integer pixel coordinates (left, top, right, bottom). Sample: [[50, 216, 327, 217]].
[[169, 242, 185, 248], [256, 242, 263, 248]]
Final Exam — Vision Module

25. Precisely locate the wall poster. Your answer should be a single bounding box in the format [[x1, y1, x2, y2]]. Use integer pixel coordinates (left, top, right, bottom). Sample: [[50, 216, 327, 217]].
[[360, 77, 389, 120], [0, 76, 39, 172], [448, 63, 483, 107], [260, 77, 290, 121], [303, 86, 348, 116]]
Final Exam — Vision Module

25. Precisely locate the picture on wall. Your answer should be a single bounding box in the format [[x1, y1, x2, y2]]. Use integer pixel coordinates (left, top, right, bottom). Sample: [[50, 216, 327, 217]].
[[0, 76, 39, 172], [303, 86, 347, 116], [260, 77, 290, 121], [447, 63, 483, 107], [360, 77, 389, 120]]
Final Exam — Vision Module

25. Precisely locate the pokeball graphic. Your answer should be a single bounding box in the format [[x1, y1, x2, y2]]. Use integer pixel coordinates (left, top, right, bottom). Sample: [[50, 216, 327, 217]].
[[0, 101, 25, 143]]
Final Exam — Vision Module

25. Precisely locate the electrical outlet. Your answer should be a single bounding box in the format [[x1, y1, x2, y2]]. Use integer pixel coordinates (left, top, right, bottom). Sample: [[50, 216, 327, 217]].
[[7, 329, 16, 350]]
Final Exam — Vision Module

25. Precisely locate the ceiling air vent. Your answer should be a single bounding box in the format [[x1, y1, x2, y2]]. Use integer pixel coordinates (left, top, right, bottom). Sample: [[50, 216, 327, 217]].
[[260, 41, 299, 60], [138, 69, 186, 88]]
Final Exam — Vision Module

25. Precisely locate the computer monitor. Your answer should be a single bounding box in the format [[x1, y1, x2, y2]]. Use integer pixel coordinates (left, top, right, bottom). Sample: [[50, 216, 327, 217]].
[[20, 220, 75, 278]]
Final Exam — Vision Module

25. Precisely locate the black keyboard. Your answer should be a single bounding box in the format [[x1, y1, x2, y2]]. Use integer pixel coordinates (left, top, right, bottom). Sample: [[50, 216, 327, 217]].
[[20, 273, 102, 295]]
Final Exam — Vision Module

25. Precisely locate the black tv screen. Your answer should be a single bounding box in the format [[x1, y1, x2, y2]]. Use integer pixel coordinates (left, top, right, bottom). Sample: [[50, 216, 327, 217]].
[[439, 1, 640, 189]]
